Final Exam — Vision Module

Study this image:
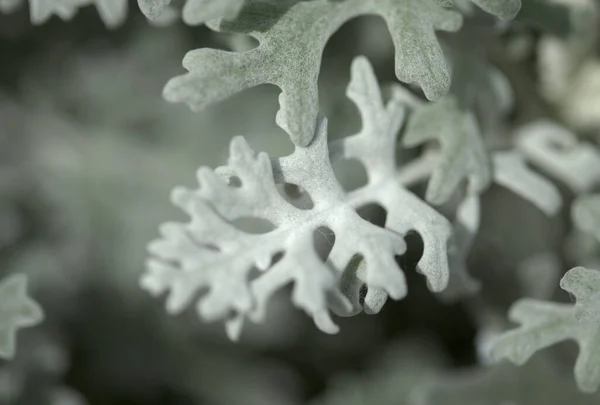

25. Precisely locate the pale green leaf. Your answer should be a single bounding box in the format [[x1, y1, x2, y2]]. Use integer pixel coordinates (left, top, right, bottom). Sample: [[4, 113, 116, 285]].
[[145, 57, 451, 339], [403, 96, 491, 205], [0, 274, 44, 359], [493, 151, 562, 216], [492, 266, 600, 393], [164, 0, 462, 146], [516, 121, 600, 193], [438, 194, 481, 301]]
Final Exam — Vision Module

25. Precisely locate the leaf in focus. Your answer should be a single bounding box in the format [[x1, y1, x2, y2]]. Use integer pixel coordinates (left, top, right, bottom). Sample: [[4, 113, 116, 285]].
[[145, 57, 451, 339], [164, 0, 462, 146], [492, 266, 600, 393]]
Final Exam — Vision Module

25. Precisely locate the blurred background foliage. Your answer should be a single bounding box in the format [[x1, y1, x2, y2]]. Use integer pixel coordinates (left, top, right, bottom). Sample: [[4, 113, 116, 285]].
[[1, 1, 600, 404]]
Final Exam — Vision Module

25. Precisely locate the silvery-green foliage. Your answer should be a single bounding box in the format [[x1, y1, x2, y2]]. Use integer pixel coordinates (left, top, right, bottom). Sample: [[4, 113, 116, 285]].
[[492, 151, 562, 216], [440, 194, 481, 301], [0, 274, 43, 359], [138, 0, 244, 25], [492, 266, 600, 393], [144, 57, 452, 339], [516, 121, 600, 193], [403, 96, 491, 205], [164, 0, 463, 146], [434, 150, 562, 301]]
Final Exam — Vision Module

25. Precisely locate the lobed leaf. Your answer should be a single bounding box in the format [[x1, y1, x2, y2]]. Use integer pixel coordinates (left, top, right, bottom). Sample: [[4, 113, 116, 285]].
[[164, 0, 462, 146], [493, 151, 562, 216], [145, 57, 451, 339], [403, 95, 491, 205], [492, 266, 600, 392], [516, 121, 600, 193]]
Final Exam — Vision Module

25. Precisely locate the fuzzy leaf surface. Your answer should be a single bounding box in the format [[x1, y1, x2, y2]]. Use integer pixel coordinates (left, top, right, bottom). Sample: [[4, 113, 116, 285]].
[[165, 0, 462, 146], [146, 57, 451, 339], [492, 266, 600, 392]]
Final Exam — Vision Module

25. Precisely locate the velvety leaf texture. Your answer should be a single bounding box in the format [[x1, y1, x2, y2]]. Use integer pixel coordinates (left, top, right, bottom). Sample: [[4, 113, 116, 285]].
[[492, 266, 600, 393], [145, 57, 451, 339], [0, 274, 44, 359], [164, 0, 462, 146]]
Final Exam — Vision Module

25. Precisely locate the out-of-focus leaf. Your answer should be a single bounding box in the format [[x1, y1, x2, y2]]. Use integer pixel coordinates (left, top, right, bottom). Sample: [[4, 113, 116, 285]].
[[139, 0, 244, 25], [516, 121, 600, 193], [493, 151, 562, 216], [572, 194, 600, 245], [0, 274, 43, 359], [403, 95, 491, 205]]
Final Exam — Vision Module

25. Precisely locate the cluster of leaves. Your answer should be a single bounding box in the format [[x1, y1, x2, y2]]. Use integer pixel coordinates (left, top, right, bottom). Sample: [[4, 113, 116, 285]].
[[138, 0, 600, 399], [4, 0, 600, 401]]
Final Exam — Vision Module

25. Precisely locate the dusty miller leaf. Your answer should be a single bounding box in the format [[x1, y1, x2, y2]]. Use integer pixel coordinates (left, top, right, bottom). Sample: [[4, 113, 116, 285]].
[[165, 0, 462, 147], [516, 121, 600, 193], [572, 194, 600, 245], [0, 274, 43, 359], [145, 57, 451, 339], [492, 266, 600, 392], [493, 151, 562, 216], [403, 95, 491, 205], [438, 194, 481, 301], [138, 0, 244, 25]]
